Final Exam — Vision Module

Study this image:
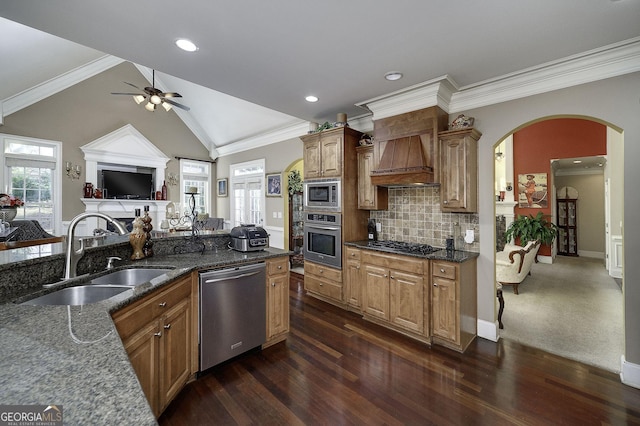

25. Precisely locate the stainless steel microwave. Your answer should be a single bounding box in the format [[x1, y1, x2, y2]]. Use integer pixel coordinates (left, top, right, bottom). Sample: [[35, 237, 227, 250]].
[[304, 179, 341, 211]]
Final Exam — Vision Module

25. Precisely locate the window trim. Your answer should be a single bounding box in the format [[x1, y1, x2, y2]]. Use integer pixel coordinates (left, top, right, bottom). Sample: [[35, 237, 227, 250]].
[[1, 133, 63, 235], [179, 158, 212, 215], [229, 159, 265, 228]]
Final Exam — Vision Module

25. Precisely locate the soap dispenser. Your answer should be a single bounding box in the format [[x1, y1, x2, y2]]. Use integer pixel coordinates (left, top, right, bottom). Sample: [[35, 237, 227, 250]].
[[367, 219, 378, 241]]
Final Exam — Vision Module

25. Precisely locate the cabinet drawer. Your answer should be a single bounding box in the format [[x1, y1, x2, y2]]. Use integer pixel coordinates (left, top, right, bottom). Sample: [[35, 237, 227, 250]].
[[304, 274, 342, 300], [151, 276, 192, 318], [362, 251, 424, 275], [113, 276, 191, 340], [345, 247, 361, 261], [432, 262, 457, 280], [305, 262, 343, 282], [267, 257, 289, 275]]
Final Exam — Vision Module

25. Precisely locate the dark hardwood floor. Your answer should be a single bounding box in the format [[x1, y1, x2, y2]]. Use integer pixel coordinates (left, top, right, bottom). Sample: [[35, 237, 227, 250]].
[[159, 272, 640, 425]]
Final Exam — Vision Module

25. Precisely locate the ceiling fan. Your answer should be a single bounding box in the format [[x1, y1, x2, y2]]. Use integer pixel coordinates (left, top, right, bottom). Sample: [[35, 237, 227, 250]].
[[111, 69, 190, 112]]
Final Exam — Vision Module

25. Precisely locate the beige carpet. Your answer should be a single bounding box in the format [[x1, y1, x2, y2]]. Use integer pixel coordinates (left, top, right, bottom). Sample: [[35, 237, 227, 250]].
[[499, 256, 623, 372]]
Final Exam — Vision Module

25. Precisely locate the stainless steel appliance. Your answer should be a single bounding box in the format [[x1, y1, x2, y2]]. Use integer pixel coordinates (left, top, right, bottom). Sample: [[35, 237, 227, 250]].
[[199, 263, 266, 371], [303, 212, 342, 269], [229, 224, 269, 252], [304, 179, 341, 211]]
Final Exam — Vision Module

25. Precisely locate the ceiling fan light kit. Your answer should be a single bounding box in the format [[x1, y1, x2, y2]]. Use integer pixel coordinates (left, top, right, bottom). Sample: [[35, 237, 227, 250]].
[[112, 69, 190, 112]]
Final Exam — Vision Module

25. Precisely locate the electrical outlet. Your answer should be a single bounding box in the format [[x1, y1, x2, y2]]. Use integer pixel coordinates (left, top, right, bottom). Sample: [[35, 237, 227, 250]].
[[272, 212, 277, 218], [277, 212, 282, 218], [376, 222, 382, 232]]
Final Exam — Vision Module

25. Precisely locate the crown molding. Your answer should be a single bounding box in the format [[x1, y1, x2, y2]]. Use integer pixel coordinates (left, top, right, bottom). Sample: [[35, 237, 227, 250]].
[[450, 36, 640, 113], [1, 55, 124, 118], [216, 120, 309, 157], [355, 75, 459, 120]]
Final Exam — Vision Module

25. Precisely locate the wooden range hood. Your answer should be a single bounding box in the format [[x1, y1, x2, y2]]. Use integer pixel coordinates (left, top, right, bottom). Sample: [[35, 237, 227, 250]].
[[370, 106, 448, 187]]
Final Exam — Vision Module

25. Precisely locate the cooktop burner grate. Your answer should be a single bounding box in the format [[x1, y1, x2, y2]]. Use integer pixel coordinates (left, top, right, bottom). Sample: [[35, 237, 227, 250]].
[[366, 240, 440, 255]]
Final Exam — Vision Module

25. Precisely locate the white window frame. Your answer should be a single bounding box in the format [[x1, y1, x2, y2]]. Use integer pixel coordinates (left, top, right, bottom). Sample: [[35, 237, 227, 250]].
[[0, 133, 63, 235], [229, 159, 265, 228], [179, 159, 212, 216]]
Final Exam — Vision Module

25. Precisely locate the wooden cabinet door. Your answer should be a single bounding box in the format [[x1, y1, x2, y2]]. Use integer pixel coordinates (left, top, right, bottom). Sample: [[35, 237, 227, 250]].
[[345, 258, 362, 309], [159, 297, 191, 412], [431, 277, 458, 342], [440, 137, 467, 210], [390, 271, 424, 334], [303, 139, 322, 179], [123, 321, 161, 416], [439, 129, 479, 213], [267, 273, 289, 339], [363, 264, 389, 321], [357, 147, 376, 209], [320, 134, 343, 177]]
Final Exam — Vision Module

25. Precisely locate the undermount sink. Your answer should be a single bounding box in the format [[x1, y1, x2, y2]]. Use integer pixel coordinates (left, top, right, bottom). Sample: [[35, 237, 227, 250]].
[[89, 268, 173, 287], [22, 285, 130, 306]]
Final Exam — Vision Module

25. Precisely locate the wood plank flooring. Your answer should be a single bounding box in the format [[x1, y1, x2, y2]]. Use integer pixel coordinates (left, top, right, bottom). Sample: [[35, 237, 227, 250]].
[[159, 272, 640, 425]]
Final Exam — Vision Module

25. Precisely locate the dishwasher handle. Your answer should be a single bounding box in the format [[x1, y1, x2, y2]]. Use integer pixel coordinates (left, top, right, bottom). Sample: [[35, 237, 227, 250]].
[[203, 270, 262, 284]]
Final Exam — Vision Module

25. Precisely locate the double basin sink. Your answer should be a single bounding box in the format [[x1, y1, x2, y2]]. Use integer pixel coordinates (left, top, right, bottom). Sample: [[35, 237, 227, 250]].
[[22, 268, 174, 306]]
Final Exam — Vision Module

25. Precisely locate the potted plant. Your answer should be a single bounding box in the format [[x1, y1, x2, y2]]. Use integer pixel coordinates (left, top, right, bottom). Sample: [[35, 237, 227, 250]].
[[504, 211, 558, 246]]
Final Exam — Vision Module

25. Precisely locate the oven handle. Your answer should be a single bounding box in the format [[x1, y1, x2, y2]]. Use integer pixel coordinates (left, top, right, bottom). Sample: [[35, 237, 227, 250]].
[[305, 225, 340, 231]]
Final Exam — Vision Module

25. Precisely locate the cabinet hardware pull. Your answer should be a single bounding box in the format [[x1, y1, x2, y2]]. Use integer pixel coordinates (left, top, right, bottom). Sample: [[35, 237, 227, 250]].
[[271, 282, 276, 287], [319, 283, 323, 286], [154, 332, 162, 337], [433, 283, 438, 287], [164, 324, 171, 329], [443, 200, 449, 204], [390, 276, 395, 279], [277, 265, 282, 269], [384, 274, 388, 278], [159, 302, 167, 307], [440, 269, 445, 273]]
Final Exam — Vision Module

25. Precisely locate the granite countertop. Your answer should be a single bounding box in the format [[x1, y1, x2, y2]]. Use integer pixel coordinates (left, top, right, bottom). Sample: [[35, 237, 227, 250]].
[[344, 240, 479, 263], [0, 245, 290, 425]]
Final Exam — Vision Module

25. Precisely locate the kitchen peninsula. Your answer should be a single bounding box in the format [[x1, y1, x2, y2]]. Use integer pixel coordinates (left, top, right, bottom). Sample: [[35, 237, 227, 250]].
[[0, 232, 291, 424]]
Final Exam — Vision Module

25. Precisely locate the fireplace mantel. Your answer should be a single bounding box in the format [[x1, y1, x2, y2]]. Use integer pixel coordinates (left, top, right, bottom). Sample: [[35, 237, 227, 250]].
[[80, 199, 170, 236]]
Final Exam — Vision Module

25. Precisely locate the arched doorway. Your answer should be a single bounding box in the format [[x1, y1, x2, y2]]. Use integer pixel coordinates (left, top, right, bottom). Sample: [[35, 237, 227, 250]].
[[494, 116, 624, 372]]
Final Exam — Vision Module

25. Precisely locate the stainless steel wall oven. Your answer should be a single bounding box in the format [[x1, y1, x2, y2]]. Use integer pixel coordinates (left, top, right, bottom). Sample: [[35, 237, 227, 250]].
[[303, 212, 342, 269]]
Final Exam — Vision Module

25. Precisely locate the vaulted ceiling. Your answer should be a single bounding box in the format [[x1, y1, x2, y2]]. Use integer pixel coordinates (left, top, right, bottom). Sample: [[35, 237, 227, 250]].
[[1, 2, 639, 157]]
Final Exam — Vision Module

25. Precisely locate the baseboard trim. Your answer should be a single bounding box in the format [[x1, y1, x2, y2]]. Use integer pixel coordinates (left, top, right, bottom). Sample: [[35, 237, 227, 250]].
[[621, 356, 640, 389], [537, 255, 552, 264], [578, 250, 604, 259], [477, 319, 498, 342]]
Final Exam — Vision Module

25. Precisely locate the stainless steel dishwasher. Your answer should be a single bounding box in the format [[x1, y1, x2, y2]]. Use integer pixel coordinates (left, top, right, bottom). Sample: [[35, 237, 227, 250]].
[[199, 262, 266, 372]]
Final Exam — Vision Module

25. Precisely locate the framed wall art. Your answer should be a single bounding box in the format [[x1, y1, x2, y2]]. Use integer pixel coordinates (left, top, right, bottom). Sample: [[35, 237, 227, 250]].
[[217, 178, 228, 197], [266, 173, 282, 197], [518, 173, 548, 208]]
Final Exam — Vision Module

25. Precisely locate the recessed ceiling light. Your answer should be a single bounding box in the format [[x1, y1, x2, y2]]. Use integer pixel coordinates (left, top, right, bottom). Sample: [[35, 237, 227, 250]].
[[573, 160, 582, 164], [176, 38, 198, 52], [305, 95, 318, 103], [384, 71, 403, 81]]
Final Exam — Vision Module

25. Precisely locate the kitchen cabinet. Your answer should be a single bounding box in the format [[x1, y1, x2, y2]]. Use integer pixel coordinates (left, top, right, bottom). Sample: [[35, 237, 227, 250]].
[[301, 128, 344, 179], [344, 246, 363, 311], [361, 251, 427, 336], [557, 198, 578, 256], [304, 260, 343, 304], [112, 274, 194, 417], [265, 256, 290, 347], [438, 128, 481, 213], [356, 145, 388, 210], [431, 259, 477, 352]]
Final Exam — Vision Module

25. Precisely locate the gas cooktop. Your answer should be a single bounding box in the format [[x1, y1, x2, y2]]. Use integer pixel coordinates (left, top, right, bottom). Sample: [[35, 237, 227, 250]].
[[365, 240, 441, 256]]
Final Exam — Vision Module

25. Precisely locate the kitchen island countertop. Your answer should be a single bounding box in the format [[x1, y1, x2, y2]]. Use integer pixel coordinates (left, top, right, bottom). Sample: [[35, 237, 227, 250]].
[[0, 246, 290, 426], [344, 240, 479, 263]]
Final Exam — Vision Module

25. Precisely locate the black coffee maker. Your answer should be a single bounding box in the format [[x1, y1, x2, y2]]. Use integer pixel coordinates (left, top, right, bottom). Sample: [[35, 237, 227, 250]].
[[367, 219, 378, 241]]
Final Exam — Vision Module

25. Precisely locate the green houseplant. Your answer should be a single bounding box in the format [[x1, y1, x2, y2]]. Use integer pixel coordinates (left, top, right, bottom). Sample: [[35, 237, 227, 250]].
[[504, 212, 558, 246]]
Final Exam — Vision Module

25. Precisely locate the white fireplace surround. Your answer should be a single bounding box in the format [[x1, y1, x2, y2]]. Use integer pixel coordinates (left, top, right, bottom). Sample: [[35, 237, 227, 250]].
[[76, 124, 171, 236]]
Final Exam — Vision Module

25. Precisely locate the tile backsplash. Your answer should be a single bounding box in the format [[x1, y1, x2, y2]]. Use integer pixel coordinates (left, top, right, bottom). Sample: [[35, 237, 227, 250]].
[[369, 187, 479, 252]]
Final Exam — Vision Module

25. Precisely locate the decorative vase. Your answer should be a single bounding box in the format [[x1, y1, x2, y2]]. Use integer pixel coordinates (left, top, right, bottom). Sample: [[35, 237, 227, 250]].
[[0, 206, 17, 222], [129, 217, 147, 260], [142, 208, 154, 257]]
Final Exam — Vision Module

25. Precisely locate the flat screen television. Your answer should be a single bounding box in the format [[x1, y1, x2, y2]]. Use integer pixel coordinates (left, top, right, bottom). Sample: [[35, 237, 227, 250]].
[[102, 170, 153, 200]]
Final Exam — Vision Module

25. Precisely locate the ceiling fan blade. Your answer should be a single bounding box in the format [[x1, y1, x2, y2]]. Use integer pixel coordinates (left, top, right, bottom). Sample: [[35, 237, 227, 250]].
[[161, 92, 182, 98], [111, 92, 143, 96], [123, 81, 143, 90], [163, 98, 190, 111]]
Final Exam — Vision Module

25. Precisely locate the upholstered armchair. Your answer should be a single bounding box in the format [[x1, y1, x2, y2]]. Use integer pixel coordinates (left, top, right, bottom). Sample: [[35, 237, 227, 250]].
[[496, 240, 541, 294]]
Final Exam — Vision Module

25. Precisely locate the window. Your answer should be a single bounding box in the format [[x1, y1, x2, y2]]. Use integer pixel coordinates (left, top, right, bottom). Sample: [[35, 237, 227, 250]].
[[180, 159, 211, 217], [1, 134, 62, 234], [230, 160, 265, 227]]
